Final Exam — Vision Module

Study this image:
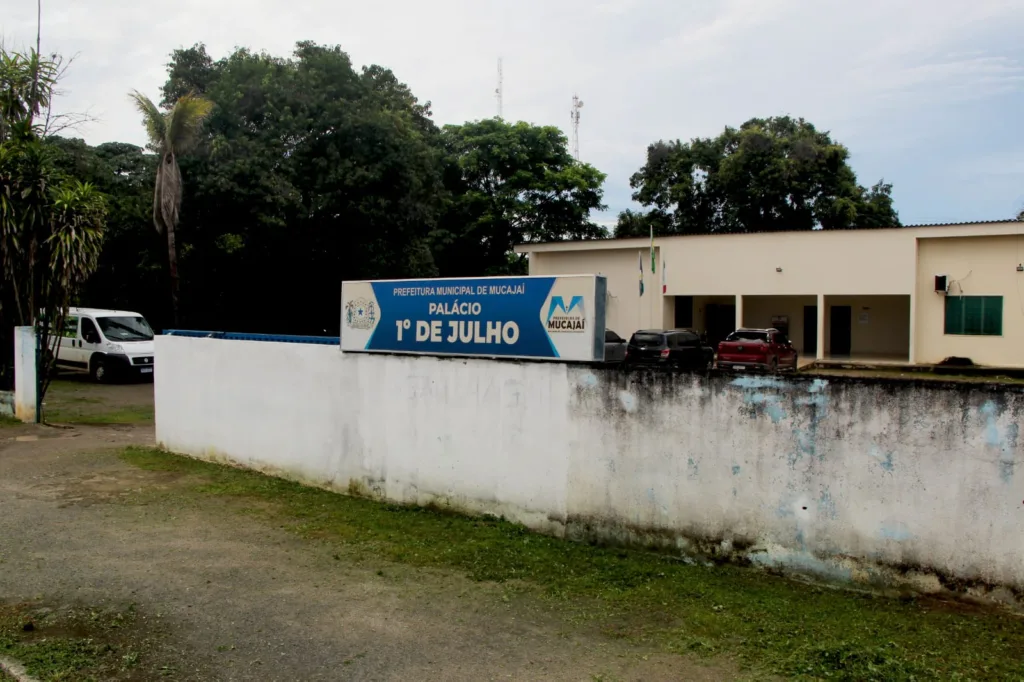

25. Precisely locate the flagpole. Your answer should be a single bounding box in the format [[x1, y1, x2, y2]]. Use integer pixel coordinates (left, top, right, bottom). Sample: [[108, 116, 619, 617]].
[[637, 250, 643, 331], [649, 230, 656, 329]]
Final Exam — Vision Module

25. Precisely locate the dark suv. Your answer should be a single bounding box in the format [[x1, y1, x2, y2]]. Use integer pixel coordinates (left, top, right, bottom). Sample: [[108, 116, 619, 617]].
[[625, 329, 715, 370]]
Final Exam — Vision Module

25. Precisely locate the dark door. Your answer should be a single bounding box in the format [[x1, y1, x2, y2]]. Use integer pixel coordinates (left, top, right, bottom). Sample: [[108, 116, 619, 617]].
[[830, 306, 852, 356], [675, 296, 693, 329], [803, 306, 817, 355], [706, 304, 736, 348]]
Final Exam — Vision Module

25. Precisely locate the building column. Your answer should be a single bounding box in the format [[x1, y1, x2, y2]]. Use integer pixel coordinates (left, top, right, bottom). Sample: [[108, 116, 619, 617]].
[[907, 293, 916, 364], [816, 294, 826, 361], [735, 294, 744, 330]]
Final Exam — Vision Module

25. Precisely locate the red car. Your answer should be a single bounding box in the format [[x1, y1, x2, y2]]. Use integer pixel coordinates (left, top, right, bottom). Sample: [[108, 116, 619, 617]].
[[717, 328, 799, 372]]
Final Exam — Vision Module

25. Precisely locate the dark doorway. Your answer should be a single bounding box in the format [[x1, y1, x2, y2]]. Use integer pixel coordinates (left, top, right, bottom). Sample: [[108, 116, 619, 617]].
[[706, 303, 736, 348], [803, 306, 818, 355], [830, 305, 852, 356], [675, 296, 693, 329]]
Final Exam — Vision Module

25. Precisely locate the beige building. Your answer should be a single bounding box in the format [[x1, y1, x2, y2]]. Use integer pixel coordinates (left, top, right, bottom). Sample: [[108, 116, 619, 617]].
[[516, 221, 1024, 368]]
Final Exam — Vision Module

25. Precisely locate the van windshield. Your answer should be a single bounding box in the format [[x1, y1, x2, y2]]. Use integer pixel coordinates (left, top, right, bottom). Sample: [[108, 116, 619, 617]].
[[97, 316, 154, 341]]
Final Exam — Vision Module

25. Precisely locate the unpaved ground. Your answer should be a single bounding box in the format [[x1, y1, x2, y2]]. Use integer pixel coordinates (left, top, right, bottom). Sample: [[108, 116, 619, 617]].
[[0, 383, 732, 681]]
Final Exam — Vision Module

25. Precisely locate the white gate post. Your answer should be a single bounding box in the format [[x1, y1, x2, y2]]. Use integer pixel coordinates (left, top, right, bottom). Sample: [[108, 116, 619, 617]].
[[13, 326, 37, 423]]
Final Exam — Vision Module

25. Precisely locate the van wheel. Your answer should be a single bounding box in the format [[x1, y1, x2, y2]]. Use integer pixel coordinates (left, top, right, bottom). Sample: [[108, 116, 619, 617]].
[[90, 357, 109, 383], [769, 357, 779, 374]]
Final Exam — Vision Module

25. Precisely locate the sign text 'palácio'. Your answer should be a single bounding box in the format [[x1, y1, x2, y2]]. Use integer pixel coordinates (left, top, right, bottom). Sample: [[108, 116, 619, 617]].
[[341, 275, 606, 361]]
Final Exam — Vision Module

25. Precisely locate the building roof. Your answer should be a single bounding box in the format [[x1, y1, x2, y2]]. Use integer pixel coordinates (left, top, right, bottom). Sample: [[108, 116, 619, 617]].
[[515, 219, 1023, 253]]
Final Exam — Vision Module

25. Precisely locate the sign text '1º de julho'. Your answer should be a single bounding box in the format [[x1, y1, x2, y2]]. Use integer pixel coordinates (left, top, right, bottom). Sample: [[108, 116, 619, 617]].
[[340, 275, 606, 362]]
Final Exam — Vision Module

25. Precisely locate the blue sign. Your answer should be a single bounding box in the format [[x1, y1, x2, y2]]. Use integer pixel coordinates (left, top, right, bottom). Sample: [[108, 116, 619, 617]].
[[341, 275, 605, 361]]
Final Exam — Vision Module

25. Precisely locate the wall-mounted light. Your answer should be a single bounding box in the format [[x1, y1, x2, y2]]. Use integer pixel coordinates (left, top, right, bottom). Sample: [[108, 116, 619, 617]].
[[776, 267, 783, 273], [1018, 264, 1023, 272]]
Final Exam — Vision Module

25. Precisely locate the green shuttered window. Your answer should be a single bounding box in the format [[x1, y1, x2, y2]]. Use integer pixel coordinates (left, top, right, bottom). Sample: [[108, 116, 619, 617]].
[[944, 296, 1003, 336]]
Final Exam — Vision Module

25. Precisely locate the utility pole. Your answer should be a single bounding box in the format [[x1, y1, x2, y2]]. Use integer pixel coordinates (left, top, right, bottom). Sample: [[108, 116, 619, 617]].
[[495, 58, 503, 120], [570, 94, 583, 161]]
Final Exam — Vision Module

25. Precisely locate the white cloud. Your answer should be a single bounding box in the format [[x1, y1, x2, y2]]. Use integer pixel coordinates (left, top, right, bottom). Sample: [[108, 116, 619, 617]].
[[1, 0, 1022, 222]]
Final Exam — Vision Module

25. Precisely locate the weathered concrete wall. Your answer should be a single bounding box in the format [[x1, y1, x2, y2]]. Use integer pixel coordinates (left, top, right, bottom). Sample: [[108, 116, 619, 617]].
[[156, 336, 1024, 602], [13, 327, 36, 423]]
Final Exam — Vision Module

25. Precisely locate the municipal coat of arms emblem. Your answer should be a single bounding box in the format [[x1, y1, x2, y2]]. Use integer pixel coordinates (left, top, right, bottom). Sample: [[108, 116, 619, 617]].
[[344, 299, 377, 330]]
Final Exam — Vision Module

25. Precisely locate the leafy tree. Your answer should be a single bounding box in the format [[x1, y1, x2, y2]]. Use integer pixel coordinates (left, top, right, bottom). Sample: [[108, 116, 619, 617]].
[[627, 116, 899, 235], [48, 138, 162, 324], [613, 208, 669, 238], [129, 90, 212, 325], [73, 43, 609, 337], [0, 48, 107, 406], [434, 118, 606, 275], [148, 42, 447, 333], [160, 44, 214, 107]]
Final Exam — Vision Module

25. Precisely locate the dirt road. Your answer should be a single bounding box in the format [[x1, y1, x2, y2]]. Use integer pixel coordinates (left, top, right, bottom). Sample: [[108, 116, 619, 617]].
[[0, 382, 727, 681]]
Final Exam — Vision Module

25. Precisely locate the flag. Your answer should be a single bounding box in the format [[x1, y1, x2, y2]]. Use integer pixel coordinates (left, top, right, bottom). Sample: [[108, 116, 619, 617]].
[[638, 250, 644, 297], [650, 226, 656, 274], [662, 259, 666, 294]]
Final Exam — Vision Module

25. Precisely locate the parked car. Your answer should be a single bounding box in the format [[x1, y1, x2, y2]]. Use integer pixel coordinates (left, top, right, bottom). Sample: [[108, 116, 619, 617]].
[[716, 328, 798, 372], [604, 329, 628, 363], [51, 307, 156, 382], [625, 329, 715, 370]]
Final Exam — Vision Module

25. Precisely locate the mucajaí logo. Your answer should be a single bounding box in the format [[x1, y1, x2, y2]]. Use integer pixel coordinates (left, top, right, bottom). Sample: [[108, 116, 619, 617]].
[[546, 296, 585, 332]]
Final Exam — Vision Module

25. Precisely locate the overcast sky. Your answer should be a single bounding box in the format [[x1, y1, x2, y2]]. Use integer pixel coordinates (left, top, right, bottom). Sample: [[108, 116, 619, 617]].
[[3, 0, 1024, 226]]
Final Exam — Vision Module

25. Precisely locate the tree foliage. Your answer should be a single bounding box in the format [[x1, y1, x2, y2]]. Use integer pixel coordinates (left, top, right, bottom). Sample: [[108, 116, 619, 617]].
[[129, 89, 212, 324], [435, 119, 606, 275], [69, 42, 603, 335], [148, 42, 450, 333], [620, 116, 899, 236], [48, 138, 161, 320], [0, 48, 107, 399]]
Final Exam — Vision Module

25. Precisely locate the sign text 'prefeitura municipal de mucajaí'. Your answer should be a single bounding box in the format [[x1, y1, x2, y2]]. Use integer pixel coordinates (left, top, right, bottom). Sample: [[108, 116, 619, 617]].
[[340, 275, 607, 361]]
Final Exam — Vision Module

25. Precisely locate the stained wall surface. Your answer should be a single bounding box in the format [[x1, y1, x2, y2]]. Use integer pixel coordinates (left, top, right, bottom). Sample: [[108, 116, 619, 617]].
[[156, 336, 1024, 597]]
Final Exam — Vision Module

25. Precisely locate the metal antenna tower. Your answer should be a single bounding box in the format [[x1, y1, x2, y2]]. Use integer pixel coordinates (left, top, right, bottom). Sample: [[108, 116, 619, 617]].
[[570, 94, 584, 161], [495, 58, 503, 119]]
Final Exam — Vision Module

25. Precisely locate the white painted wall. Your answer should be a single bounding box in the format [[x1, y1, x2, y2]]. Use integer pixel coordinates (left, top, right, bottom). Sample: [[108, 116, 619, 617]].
[[156, 337, 1024, 600], [155, 337, 570, 533], [13, 326, 36, 423]]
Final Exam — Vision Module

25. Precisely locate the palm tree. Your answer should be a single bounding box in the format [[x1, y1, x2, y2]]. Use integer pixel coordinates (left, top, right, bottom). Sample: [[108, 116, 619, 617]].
[[129, 90, 212, 325]]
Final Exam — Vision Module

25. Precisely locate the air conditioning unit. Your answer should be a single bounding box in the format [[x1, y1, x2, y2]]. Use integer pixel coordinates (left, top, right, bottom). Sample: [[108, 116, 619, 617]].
[[934, 275, 947, 293]]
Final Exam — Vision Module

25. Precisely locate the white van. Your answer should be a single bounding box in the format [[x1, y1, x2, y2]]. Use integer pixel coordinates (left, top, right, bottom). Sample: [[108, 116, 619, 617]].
[[52, 308, 156, 382]]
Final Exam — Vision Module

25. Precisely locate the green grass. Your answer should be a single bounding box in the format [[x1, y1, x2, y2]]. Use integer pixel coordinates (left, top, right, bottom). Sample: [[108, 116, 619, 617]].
[[0, 604, 143, 681], [45, 406, 153, 425], [40, 380, 153, 425], [121, 446, 1024, 681], [0, 414, 20, 428]]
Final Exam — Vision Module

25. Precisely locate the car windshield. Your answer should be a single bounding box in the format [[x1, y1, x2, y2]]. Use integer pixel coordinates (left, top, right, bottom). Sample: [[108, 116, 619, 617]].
[[726, 330, 769, 342], [631, 333, 664, 345], [97, 316, 154, 341]]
